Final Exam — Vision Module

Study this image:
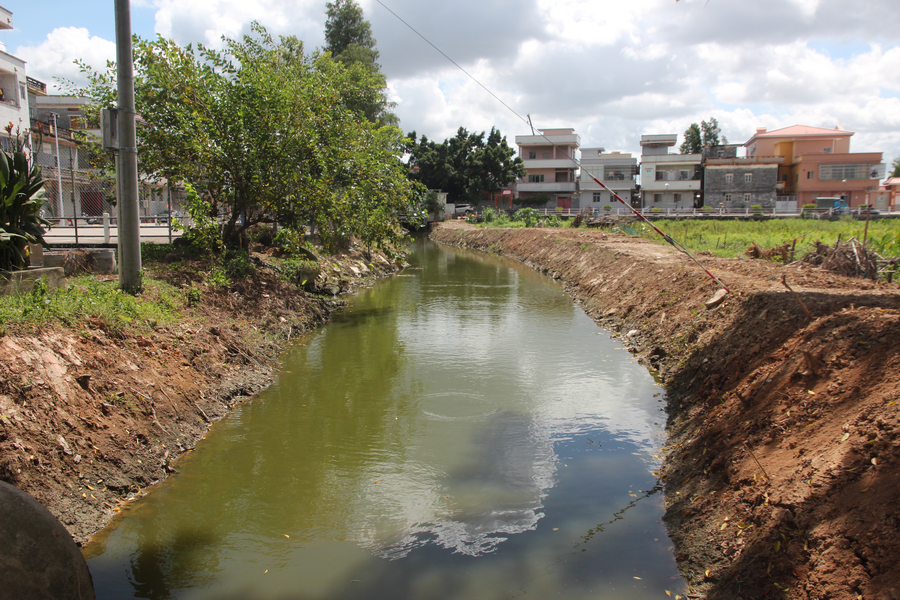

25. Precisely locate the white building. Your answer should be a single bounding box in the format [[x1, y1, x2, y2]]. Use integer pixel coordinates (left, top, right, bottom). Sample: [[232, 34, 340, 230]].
[[579, 148, 638, 210], [640, 134, 701, 210], [0, 6, 32, 152], [515, 128, 580, 210]]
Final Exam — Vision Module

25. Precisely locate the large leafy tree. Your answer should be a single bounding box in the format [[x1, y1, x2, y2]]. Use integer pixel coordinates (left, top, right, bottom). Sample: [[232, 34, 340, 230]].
[[324, 0, 398, 126], [406, 127, 524, 205], [680, 117, 727, 154], [75, 24, 413, 252], [680, 123, 702, 154]]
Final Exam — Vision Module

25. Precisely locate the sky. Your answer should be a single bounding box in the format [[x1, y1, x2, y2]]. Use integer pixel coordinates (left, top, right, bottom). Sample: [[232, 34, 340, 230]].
[[5, 0, 900, 170]]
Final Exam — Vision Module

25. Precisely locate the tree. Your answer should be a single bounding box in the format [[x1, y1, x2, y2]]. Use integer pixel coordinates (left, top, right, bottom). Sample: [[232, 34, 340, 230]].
[[680, 123, 702, 154], [324, 0, 398, 126], [681, 117, 726, 154], [406, 127, 524, 205], [890, 157, 900, 178], [701, 117, 722, 147], [74, 24, 414, 253]]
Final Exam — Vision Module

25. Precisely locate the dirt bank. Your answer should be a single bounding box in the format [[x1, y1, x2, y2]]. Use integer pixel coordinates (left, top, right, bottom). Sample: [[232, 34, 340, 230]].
[[0, 247, 402, 544], [430, 222, 900, 600]]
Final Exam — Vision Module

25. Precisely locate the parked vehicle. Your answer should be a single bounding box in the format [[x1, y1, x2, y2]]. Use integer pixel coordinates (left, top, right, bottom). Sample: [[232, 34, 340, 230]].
[[153, 209, 184, 225], [815, 197, 848, 215], [454, 204, 476, 215], [852, 207, 880, 216]]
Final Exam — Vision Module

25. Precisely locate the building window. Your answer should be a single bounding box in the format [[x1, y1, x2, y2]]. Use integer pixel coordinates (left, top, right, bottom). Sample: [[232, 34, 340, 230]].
[[823, 147, 832, 153], [654, 194, 662, 203], [725, 173, 734, 183], [674, 193, 682, 202], [725, 193, 732, 203], [717, 150, 725, 157], [744, 193, 751, 203], [592, 192, 602, 203], [543, 152, 550, 159], [819, 164, 871, 180], [744, 173, 752, 183], [781, 174, 788, 182], [528, 151, 536, 159], [807, 171, 814, 179], [528, 174, 545, 183]]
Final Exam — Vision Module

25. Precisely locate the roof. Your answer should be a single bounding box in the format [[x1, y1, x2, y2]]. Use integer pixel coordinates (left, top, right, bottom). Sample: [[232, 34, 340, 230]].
[[884, 177, 900, 187], [745, 125, 854, 146]]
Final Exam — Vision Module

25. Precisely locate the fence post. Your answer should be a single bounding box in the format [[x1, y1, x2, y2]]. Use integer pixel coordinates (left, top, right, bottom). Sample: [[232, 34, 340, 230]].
[[103, 213, 110, 244]]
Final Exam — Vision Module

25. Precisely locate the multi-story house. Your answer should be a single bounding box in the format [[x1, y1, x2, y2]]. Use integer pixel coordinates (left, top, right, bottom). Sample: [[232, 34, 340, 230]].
[[0, 6, 33, 152], [744, 125, 884, 209], [514, 128, 579, 209], [639, 134, 701, 210], [702, 144, 783, 211], [579, 149, 638, 210]]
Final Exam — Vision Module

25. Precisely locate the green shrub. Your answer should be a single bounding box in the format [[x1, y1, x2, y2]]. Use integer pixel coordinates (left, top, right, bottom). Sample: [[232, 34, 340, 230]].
[[177, 183, 223, 254], [602, 204, 612, 212], [513, 208, 542, 227], [0, 147, 50, 271]]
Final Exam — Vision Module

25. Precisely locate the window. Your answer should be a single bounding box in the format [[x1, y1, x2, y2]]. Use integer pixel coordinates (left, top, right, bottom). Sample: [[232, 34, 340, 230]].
[[653, 194, 662, 203], [823, 147, 832, 153], [528, 174, 545, 183], [674, 193, 682, 202], [725, 173, 734, 183], [819, 164, 871, 180], [807, 171, 814, 179], [528, 151, 536, 159], [592, 192, 602, 203], [717, 150, 725, 157], [744, 193, 751, 203], [543, 152, 550, 159], [725, 193, 732, 202], [744, 173, 752, 183]]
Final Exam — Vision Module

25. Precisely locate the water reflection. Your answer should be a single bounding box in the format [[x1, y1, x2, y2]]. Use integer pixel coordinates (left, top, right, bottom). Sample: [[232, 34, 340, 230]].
[[85, 235, 684, 600]]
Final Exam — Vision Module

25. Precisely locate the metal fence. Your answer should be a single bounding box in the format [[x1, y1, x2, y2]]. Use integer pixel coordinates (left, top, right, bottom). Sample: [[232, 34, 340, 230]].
[[37, 159, 186, 222]]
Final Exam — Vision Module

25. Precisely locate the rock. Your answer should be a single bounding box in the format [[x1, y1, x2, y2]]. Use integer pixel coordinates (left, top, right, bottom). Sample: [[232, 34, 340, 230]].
[[627, 329, 640, 337], [705, 288, 728, 309], [0, 481, 95, 599]]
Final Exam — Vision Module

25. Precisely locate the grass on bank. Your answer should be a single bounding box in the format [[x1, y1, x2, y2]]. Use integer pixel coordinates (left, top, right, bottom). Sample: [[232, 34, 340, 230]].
[[630, 217, 900, 259]]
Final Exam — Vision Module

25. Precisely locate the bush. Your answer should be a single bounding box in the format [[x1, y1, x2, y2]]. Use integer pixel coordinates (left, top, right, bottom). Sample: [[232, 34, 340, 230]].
[[513, 208, 542, 227], [602, 204, 612, 212], [700, 206, 713, 213], [177, 183, 223, 254], [751, 204, 763, 213], [0, 148, 50, 271]]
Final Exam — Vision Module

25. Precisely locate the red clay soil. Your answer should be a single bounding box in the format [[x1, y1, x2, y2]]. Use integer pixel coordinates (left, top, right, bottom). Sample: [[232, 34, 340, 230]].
[[430, 222, 900, 600], [0, 248, 401, 545]]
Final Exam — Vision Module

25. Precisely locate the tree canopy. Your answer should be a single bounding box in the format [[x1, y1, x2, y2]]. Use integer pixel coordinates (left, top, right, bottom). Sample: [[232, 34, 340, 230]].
[[405, 127, 525, 205], [680, 117, 727, 153], [74, 24, 413, 253], [323, 0, 397, 126], [890, 157, 900, 178]]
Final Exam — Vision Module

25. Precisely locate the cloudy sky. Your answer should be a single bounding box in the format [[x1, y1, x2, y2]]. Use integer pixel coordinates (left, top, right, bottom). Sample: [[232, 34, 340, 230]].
[[6, 0, 900, 169]]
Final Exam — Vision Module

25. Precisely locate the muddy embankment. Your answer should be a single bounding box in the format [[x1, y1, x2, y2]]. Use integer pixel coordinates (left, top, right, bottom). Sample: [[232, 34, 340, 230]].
[[431, 223, 900, 600], [0, 248, 403, 545]]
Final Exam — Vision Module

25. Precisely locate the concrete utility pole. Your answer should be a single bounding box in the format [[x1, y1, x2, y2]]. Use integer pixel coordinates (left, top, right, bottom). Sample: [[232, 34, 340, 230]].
[[115, 0, 142, 293]]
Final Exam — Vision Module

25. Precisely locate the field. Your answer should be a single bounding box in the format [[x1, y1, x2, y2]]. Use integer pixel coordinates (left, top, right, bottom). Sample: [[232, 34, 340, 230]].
[[633, 216, 900, 260]]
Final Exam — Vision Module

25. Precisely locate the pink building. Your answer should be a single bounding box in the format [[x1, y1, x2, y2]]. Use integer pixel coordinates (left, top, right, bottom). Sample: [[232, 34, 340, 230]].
[[744, 125, 884, 209], [514, 129, 580, 209]]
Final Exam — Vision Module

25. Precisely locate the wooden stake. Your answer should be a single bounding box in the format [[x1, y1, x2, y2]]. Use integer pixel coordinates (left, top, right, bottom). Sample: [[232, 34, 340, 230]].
[[781, 275, 813, 321]]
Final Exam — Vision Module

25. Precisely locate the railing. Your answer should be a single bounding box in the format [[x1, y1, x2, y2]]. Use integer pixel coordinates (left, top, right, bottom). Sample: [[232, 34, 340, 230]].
[[41, 214, 188, 245]]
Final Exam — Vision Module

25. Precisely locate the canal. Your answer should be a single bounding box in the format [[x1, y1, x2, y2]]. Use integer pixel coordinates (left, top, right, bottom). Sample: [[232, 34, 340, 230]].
[[84, 235, 686, 599]]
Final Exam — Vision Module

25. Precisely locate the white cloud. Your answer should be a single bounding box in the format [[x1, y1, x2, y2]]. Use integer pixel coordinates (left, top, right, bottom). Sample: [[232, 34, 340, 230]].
[[15, 27, 116, 94]]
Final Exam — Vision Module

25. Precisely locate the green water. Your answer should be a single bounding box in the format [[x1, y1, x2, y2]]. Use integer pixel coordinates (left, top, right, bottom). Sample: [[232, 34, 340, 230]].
[[84, 236, 685, 599]]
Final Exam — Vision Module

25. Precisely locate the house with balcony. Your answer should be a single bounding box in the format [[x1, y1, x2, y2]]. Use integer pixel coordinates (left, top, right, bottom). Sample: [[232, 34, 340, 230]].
[[579, 149, 638, 210], [639, 134, 701, 210], [744, 125, 884, 210], [0, 6, 32, 152], [514, 128, 580, 209], [702, 144, 784, 210]]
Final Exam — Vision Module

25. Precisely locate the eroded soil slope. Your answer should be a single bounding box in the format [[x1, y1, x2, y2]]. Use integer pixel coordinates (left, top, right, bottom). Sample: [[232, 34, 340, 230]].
[[0, 249, 400, 544], [431, 222, 900, 600]]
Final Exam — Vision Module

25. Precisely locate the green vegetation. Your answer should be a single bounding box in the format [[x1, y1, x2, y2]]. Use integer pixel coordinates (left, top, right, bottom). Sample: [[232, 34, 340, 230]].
[[680, 117, 726, 154], [0, 138, 50, 271], [0, 275, 182, 336], [635, 217, 900, 260], [476, 207, 568, 229], [71, 23, 412, 253], [405, 127, 525, 206]]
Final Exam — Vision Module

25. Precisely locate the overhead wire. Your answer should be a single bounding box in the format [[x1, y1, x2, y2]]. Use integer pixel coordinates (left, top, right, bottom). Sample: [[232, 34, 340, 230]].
[[374, 0, 729, 293]]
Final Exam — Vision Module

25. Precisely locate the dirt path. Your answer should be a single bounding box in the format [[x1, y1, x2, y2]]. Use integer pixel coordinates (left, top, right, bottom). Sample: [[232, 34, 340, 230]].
[[430, 222, 900, 600], [0, 248, 401, 544]]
